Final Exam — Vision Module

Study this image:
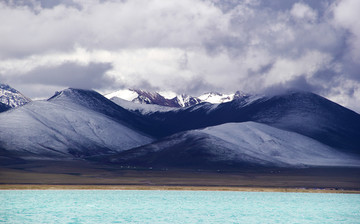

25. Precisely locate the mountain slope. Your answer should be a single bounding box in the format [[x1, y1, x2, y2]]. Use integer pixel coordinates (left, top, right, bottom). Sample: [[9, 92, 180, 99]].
[[0, 83, 31, 108], [245, 92, 360, 154], [98, 122, 360, 169], [142, 91, 360, 154], [0, 88, 153, 160]]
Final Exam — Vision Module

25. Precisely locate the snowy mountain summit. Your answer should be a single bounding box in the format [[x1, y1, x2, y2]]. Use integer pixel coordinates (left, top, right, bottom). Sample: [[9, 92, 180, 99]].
[[198, 91, 248, 104], [106, 89, 202, 107], [105, 89, 248, 107], [0, 83, 31, 108]]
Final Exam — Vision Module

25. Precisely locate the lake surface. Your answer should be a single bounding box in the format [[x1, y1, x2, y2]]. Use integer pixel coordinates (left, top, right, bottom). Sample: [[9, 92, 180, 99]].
[[1, 190, 360, 223]]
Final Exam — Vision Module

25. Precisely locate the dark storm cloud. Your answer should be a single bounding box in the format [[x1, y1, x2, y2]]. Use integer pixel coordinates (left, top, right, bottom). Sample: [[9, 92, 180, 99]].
[[18, 62, 114, 89]]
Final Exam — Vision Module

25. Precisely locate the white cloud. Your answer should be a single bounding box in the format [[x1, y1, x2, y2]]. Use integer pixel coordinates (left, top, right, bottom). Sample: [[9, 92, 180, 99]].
[[263, 50, 332, 87], [290, 2, 317, 22], [0, 0, 228, 58], [332, 0, 360, 61], [0, 0, 360, 113], [325, 77, 360, 113]]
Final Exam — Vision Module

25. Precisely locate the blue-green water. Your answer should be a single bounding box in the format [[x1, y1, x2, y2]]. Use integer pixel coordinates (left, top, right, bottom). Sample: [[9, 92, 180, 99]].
[[1, 190, 360, 223]]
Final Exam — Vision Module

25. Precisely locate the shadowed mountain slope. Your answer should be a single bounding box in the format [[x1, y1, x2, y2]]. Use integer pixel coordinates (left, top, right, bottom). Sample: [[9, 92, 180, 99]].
[[97, 122, 360, 169], [142, 92, 360, 154]]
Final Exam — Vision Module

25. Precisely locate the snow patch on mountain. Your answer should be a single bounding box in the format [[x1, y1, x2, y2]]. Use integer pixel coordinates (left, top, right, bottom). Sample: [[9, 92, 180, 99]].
[[0, 83, 31, 108], [174, 94, 202, 107], [110, 97, 178, 114], [105, 89, 138, 101], [105, 89, 201, 108], [198, 91, 249, 104], [198, 92, 235, 104]]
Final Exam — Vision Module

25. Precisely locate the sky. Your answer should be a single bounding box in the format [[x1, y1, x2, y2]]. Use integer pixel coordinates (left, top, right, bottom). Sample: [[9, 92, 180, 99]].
[[0, 0, 360, 112]]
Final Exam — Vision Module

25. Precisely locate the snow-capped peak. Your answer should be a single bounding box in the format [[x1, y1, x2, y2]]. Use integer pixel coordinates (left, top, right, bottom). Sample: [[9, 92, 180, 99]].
[[175, 94, 188, 107], [105, 89, 251, 108], [0, 83, 31, 108], [174, 94, 202, 107], [198, 92, 235, 104], [106, 89, 175, 107], [105, 89, 139, 101]]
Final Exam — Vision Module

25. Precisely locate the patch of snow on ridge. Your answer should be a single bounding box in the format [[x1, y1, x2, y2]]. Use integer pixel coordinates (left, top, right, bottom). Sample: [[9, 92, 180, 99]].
[[174, 94, 201, 107], [0, 83, 31, 108], [198, 92, 235, 104], [110, 97, 178, 114], [105, 89, 138, 101], [200, 122, 360, 167]]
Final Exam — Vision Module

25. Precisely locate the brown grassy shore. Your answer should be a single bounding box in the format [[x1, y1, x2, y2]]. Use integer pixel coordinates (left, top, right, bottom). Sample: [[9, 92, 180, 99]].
[[1, 160, 360, 193]]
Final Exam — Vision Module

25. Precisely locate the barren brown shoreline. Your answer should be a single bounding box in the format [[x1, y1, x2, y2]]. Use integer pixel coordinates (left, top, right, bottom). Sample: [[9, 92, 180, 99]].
[[2, 161, 360, 194], [1, 184, 360, 194]]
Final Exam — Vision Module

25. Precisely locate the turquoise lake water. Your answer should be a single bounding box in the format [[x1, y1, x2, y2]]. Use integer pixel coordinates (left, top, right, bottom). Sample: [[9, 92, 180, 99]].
[[1, 190, 360, 223]]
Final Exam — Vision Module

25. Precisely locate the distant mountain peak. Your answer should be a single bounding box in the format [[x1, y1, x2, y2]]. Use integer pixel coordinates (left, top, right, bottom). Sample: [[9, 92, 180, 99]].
[[105, 89, 200, 108], [234, 90, 249, 98], [0, 83, 19, 94], [105, 88, 250, 108], [173, 94, 202, 107], [0, 83, 31, 109], [198, 92, 235, 104], [48, 88, 96, 101]]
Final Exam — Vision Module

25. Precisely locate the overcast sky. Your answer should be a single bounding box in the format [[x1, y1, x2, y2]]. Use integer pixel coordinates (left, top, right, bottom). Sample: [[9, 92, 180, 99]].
[[1, 0, 360, 112]]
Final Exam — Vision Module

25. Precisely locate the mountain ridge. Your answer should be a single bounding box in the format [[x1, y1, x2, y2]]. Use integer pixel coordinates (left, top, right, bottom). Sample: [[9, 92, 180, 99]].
[[105, 89, 249, 108], [0, 83, 31, 110]]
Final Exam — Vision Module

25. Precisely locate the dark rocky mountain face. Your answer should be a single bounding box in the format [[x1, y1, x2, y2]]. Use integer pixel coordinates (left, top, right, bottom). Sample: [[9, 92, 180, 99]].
[[243, 92, 360, 154], [131, 89, 179, 107]]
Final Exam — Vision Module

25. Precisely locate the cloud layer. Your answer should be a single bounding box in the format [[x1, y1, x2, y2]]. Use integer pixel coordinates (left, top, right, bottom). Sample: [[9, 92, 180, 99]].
[[1, 0, 360, 112]]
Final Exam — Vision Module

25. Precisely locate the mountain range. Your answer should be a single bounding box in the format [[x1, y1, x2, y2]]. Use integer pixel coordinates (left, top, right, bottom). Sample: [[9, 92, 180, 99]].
[[1, 83, 359, 170], [105, 89, 248, 108]]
